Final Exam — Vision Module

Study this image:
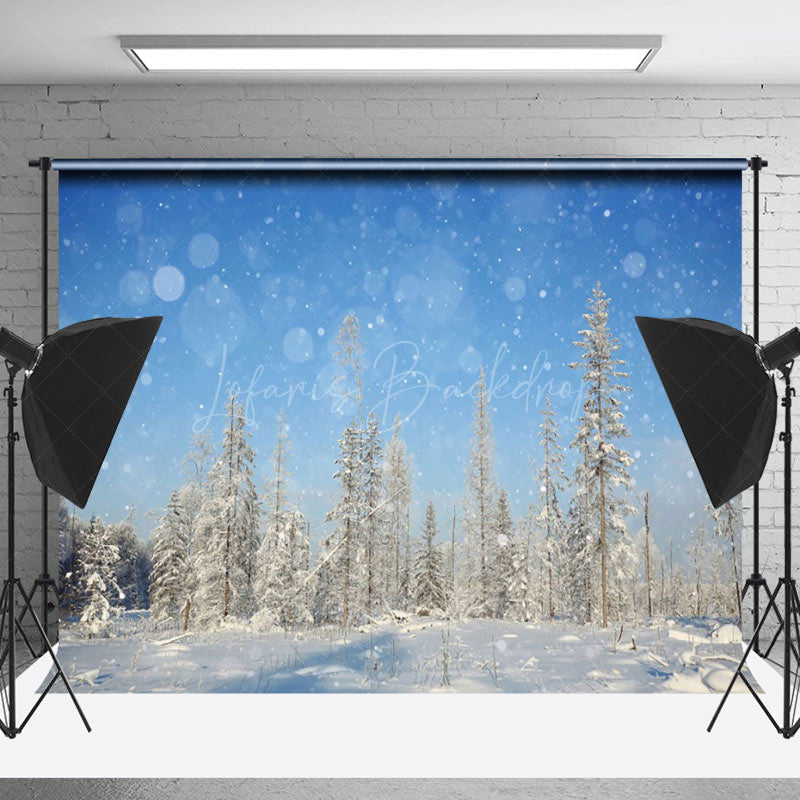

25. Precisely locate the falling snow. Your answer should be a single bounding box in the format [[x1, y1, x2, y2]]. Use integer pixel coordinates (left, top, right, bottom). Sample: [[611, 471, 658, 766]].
[[59, 168, 742, 558]]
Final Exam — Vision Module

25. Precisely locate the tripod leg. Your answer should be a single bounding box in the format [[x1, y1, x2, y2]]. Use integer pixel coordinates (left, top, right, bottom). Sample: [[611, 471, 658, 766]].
[[10, 590, 42, 662], [790, 582, 800, 653], [789, 584, 800, 713], [708, 584, 782, 732], [15, 579, 63, 662], [762, 582, 800, 666], [757, 581, 798, 663], [740, 671, 782, 733], [0, 582, 8, 671], [742, 580, 771, 655], [14, 581, 90, 733], [26, 578, 61, 658], [787, 583, 800, 738], [0, 585, 8, 728], [17, 673, 57, 733]]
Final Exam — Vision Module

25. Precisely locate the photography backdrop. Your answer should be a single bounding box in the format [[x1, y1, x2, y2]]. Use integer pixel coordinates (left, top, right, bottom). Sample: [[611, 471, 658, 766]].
[[53, 158, 747, 693]]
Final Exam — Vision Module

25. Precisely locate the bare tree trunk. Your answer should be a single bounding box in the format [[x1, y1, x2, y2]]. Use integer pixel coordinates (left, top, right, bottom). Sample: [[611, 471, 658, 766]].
[[480, 492, 487, 615], [727, 506, 742, 621], [366, 517, 373, 616], [597, 375, 608, 629], [546, 471, 553, 622], [450, 505, 456, 603], [644, 492, 652, 618], [343, 517, 350, 626], [694, 557, 702, 617], [223, 410, 234, 619], [696, 570, 701, 616], [669, 538, 675, 616], [404, 507, 411, 608], [391, 507, 398, 602], [599, 464, 607, 628], [182, 596, 191, 632]]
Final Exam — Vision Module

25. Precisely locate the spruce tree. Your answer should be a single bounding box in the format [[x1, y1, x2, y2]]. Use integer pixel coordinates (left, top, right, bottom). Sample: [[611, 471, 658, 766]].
[[334, 312, 366, 426], [384, 415, 413, 609], [362, 412, 385, 615], [493, 488, 514, 618], [108, 504, 149, 610], [77, 516, 121, 638], [58, 501, 84, 615], [608, 531, 638, 623], [180, 429, 215, 616], [313, 534, 341, 625], [570, 283, 634, 627], [414, 501, 447, 615], [463, 366, 496, 616], [328, 313, 370, 624], [535, 397, 567, 621], [255, 508, 311, 629], [506, 521, 531, 621], [326, 419, 364, 626], [149, 489, 191, 627], [254, 406, 311, 628], [193, 392, 260, 625], [564, 446, 597, 624]]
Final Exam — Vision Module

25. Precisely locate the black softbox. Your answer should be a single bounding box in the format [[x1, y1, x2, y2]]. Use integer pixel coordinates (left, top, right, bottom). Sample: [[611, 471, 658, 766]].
[[21, 316, 161, 508], [635, 316, 777, 508]]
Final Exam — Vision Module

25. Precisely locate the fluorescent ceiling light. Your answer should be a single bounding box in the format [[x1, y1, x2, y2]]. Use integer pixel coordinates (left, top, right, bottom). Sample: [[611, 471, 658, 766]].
[[120, 36, 661, 74]]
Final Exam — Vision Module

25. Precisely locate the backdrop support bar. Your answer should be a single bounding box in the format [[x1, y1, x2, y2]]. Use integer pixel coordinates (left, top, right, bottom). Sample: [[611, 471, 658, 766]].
[[50, 157, 751, 173]]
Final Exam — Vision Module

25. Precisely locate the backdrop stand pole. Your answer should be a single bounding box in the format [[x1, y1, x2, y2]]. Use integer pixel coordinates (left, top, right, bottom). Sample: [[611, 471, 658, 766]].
[[27, 157, 58, 656], [743, 154, 768, 655]]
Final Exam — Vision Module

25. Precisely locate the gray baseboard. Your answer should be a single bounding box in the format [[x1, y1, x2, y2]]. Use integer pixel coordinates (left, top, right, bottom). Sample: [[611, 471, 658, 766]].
[[0, 780, 794, 800]]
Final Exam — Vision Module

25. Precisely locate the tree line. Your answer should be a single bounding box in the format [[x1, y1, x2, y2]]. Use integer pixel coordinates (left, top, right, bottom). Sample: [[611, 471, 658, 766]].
[[60, 282, 742, 637], [59, 503, 150, 636]]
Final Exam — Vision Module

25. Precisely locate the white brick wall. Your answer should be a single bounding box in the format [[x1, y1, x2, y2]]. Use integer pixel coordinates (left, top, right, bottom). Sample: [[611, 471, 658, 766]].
[[1, 81, 798, 650]]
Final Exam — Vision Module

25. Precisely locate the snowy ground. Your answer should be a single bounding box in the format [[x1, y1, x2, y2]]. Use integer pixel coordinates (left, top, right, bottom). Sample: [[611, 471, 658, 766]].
[[46, 613, 754, 694]]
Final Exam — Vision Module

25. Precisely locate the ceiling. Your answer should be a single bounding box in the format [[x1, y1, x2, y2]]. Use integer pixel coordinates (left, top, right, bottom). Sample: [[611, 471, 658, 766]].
[[1, 0, 798, 84]]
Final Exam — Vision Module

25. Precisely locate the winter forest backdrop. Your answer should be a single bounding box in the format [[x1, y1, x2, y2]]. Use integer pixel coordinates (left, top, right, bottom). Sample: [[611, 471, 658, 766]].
[[52, 166, 749, 693]]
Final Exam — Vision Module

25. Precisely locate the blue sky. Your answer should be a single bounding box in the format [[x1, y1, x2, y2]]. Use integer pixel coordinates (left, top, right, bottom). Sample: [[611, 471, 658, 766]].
[[59, 167, 742, 560]]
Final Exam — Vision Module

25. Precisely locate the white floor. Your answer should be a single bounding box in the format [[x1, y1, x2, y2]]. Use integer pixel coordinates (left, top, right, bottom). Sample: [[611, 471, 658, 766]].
[[3, 643, 797, 778]]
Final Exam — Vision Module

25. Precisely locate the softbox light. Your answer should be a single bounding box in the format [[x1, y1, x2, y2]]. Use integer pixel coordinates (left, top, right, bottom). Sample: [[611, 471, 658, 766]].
[[635, 316, 777, 508], [20, 316, 161, 508], [0, 315, 160, 740]]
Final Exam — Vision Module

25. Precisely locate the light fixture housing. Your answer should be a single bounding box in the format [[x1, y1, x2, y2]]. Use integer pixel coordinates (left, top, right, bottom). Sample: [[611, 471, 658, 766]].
[[120, 35, 661, 75]]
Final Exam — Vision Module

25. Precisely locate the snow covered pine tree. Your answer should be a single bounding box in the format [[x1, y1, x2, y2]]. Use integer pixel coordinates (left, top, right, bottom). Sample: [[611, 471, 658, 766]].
[[569, 283, 635, 628], [192, 392, 260, 625], [414, 501, 447, 615], [463, 366, 497, 617], [76, 516, 122, 638], [535, 396, 567, 621], [149, 489, 191, 628]]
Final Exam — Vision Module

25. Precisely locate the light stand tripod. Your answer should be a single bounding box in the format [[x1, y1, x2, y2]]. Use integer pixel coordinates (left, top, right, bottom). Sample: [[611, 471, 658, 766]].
[[708, 361, 800, 738], [0, 360, 90, 738]]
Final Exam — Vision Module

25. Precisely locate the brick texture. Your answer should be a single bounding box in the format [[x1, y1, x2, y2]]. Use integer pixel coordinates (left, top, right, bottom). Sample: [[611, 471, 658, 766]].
[[0, 81, 797, 655]]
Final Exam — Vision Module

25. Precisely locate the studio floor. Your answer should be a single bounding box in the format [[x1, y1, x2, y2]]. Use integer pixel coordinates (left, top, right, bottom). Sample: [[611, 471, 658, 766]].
[[2, 641, 799, 779]]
